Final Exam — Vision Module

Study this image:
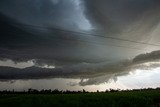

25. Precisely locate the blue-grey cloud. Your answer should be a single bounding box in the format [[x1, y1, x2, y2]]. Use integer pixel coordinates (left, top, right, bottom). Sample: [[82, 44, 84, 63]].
[[0, 0, 160, 86], [0, 0, 91, 30], [0, 0, 160, 66], [0, 50, 160, 86]]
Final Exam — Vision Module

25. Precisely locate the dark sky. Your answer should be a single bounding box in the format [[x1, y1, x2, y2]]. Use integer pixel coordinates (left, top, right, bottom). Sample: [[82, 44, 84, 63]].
[[0, 0, 160, 87]]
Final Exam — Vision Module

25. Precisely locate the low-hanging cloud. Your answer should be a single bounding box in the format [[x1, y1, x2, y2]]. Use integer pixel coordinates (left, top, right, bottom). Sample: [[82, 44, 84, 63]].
[[0, 0, 160, 86], [0, 50, 160, 86]]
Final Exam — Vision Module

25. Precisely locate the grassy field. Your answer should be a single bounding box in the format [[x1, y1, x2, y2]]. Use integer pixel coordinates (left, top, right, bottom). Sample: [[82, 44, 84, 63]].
[[0, 90, 160, 107]]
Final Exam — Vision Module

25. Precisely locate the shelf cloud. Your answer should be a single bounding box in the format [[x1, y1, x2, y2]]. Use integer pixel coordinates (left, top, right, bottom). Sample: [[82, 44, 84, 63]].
[[0, 0, 160, 87], [0, 50, 160, 86]]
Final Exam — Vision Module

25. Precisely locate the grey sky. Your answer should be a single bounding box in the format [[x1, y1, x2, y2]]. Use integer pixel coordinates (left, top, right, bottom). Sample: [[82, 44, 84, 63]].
[[0, 0, 160, 90]]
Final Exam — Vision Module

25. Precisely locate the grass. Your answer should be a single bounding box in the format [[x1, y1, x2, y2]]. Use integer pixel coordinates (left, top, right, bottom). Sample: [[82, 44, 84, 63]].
[[0, 90, 160, 107]]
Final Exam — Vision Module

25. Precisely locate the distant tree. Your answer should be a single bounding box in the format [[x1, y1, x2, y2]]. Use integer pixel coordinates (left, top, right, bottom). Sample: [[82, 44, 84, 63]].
[[28, 88, 39, 93], [83, 89, 86, 93], [109, 89, 118, 92], [52, 89, 60, 94], [105, 89, 109, 93]]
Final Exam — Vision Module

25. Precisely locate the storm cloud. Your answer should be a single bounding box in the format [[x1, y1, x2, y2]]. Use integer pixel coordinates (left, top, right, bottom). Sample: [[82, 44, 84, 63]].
[[0, 0, 160, 86], [1, 50, 160, 86], [0, 0, 91, 30]]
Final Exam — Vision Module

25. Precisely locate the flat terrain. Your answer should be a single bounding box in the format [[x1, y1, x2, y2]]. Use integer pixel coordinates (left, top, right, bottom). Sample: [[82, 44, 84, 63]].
[[0, 90, 160, 107]]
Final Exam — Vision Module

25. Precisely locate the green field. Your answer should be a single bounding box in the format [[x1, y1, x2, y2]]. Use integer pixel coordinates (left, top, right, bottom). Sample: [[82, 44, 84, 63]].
[[0, 90, 160, 107]]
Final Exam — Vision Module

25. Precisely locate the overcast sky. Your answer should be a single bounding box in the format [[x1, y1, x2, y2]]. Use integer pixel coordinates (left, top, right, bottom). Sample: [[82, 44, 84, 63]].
[[0, 0, 160, 90]]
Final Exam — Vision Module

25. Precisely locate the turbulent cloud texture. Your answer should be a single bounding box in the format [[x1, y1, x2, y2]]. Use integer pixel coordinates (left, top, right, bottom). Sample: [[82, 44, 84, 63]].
[[1, 50, 160, 86], [0, 0, 160, 86]]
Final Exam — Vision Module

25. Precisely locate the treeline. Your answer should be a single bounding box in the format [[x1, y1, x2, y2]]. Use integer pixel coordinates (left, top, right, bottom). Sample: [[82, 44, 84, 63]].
[[0, 87, 160, 94]]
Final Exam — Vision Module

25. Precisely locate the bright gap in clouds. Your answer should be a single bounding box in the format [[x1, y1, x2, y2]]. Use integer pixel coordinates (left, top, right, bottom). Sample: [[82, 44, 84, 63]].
[[73, 0, 92, 31], [0, 60, 55, 69], [0, 62, 159, 92], [38, 65, 55, 69], [117, 67, 160, 89], [140, 61, 160, 67], [0, 60, 35, 68]]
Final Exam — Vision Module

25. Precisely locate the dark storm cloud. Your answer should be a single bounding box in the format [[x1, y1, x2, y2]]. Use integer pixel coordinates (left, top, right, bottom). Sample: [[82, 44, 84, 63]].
[[0, 0, 160, 86], [0, 0, 160, 66], [0, 12, 100, 66], [133, 50, 160, 63], [85, 0, 160, 28], [0, 50, 160, 86], [85, 0, 160, 42], [0, 0, 90, 30]]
